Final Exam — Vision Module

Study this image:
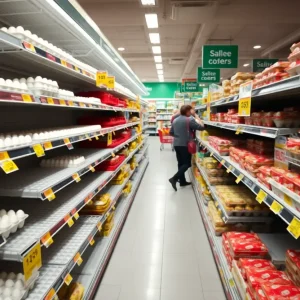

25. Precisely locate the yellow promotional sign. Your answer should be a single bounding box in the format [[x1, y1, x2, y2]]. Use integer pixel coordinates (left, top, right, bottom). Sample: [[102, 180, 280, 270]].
[[96, 71, 108, 87], [107, 132, 112, 146], [23, 243, 42, 281], [238, 81, 253, 116], [207, 92, 211, 121], [107, 76, 115, 89]]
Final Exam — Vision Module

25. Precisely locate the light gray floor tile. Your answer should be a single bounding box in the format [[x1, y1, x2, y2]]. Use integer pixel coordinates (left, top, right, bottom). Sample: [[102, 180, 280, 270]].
[[94, 284, 121, 300], [203, 291, 227, 300], [161, 287, 204, 300]]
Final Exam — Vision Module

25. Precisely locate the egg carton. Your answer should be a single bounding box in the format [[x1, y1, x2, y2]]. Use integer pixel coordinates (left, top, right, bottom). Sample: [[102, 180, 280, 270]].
[[0, 271, 39, 300], [0, 215, 28, 240]]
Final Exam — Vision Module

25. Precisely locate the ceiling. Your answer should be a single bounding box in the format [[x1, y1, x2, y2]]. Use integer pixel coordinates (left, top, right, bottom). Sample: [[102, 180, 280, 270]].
[[78, 0, 300, 82]]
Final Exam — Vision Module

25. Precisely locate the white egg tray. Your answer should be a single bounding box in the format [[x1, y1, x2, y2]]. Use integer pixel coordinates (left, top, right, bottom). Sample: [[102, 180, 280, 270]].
[[21, 271, 39, 300], [0, 215, 28, 240]]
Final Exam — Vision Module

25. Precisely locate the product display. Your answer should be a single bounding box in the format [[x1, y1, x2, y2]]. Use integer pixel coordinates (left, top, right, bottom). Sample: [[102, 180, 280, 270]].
[[40, 155, 85, 168], [0, 209, 27, 239]]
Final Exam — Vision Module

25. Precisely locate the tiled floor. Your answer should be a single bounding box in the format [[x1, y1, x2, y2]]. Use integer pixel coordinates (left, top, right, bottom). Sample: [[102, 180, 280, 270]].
[[94, 137, 226, 300]]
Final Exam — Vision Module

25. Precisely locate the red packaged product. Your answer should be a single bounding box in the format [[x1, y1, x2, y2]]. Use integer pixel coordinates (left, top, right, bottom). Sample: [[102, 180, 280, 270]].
[[231, 114, 245, 124], [255, 286, 268, 300], [294, 178, 300, 196], [245, 155, 274, 167], [239, 258, 275, 280], [261, 284, 300, 300], [246, 268, 292, 290], [270, 167, 286, 184], [283, 172, 300, 192], [96, 155, 126, 171], [258, 166, 272, 177], [226, 232, 260, 240], [257, 173, 272, 190], [229, 240, 268, 259], [228, 108, 238, 115], [216, 112, 226, 122]]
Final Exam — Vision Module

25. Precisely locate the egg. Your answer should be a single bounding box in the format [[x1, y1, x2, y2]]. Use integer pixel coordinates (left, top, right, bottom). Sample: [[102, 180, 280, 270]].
[[18, 136, 25, 144], [3, 287, 11, 297], [13, 280, 23, 290], [6, 211, 15, 218], [0, 210, 6, 217], [4, 280, 13, 288], [34, 76, 43, 83], [0, 215, 10, 230], [6, 275, 14, 283], [5, 80, 13, 90], [0, 273, 7, 280], [4, 297, 11, 300], [15, 274, 23, 283], [4, 138, 12, 147], [0, 27, 7, 32], [11, 136, 19, 146], [8, 27, 16, 35], [8, 215, 18, 226], [24, 135, 31, 143], [16, 211, 25, 221], [11, 289, 21, 299], [32, 133, 39, 141]]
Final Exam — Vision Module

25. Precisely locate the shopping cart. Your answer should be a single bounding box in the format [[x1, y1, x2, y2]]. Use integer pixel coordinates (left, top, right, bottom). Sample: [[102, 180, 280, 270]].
[[158, 128, 174, 151]]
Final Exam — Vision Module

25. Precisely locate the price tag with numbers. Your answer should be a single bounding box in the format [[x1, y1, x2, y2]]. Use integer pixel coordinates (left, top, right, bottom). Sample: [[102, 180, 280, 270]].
[[256, 189, 267, 204], [107, 76, 115, 89], [33, 144, 45, 158], [270, 201, 283, 214], [23, 242, 42, 281], [74, 252, 83, 266], [41, 232, 53, 248], [287, 217, 300, 239], [238, 81, 253, 116], [96, 71, 108, 87]]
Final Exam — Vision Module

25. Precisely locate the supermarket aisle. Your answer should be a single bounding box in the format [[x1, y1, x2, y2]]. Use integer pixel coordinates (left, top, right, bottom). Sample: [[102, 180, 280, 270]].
[[95, 137, 226, 300]]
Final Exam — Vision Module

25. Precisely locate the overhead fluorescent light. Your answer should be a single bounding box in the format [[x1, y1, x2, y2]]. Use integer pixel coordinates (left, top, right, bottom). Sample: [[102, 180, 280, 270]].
[[117, 47, 125, 51], [156, 63, 163, 69], [158, 75, 164, 82], [157, 70, 163, 75], [152, 46, 161, 54], [154, 55, 162, 63], [149, 33, 160, 44], [141, 0, 155, 5], [253, 45, 261, 49], [145, 14, 158, 29], [243, 63, 249, 67]]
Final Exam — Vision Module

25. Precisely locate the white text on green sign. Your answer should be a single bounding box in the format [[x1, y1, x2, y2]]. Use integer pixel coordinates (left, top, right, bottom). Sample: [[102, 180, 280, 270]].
[[184, 81, 199, 92], [197, 67, 220, 83], [202, 45, 238, 69]]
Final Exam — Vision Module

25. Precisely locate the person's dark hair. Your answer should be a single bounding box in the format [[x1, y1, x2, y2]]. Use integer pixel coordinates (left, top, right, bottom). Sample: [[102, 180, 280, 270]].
[[180, 105, 192, 116]]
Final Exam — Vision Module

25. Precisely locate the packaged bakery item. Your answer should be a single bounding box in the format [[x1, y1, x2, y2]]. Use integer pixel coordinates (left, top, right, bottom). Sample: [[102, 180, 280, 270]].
[[203, 157, 219, 169], [282, 172, 300, 192], [226, 232, 260, 241], [261, 284, 300, 300], [272, 111, 293, 128], [270, 167, 286, 184], [286, 137, 300, 159], [228, 239, 269, 259], [238, 258, 275, 280], [246, 268, 292, 292]]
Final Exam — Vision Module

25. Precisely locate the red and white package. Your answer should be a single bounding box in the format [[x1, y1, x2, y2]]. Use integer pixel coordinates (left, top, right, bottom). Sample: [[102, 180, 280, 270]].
[[246, 268, 292, 290], [239, 258, 275, 279], [229, 240, 269, 259], [255, 286, 268, 300], [226, 232, 260, 241], [261, 284, 300, 300]]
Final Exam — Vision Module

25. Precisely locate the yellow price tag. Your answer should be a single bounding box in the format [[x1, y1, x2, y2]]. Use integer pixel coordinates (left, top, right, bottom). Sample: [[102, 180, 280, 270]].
[[85, 134, 92, 141], [229, 278, 235, 287], [226, 166, 233, 173], [74, 66, 79, 72], [72, 173, 81, 183], [287, 217, 300, 239], [59, 99, 66, 106], [89, 165, 95, 172], [79, 102, 85, 108], [61, 60, 67, 67], [96, 71, 108, 87], [235, 126, 242, 135], [74, 212, 79, 220], [256, 189, 267, 204], [107, 132, 112, 146], [97, 222, 102, 232], [238, 97, 251, 116], [284, 194, 293, 206], [111, 152, 115, 158], [89, 237, 95, 246], [106, 212, 110, 218], [22, 94, 32, 102], [68, 101, 74, 106], [43, 141, 53, 150], [47, 97, 54, 105], [64, 273, 73, 286], [0, 152, 10, 162], [107, 76, 115, 89], [221, 159, 225, 165], [94, 135, 99, 140], [41, 232, 53, 248], [270, 201, 283, 214], [210, 152, 213, 157], [235, 174, 244, 184], [23, 243, 42, 281], [43, 188, 56, 201], [44, 288, 56, 300], [1, 160, 19, 174], [64, 215, 74, 227], [32, 144, 45, 157], [73, 252, 83, 266], [23, 41, 36, 53]]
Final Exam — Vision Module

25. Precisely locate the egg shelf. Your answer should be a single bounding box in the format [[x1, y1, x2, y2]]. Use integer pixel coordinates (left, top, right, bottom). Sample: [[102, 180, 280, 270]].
[[190, 170, 240, 300], [0, 122, 140, 166], [0, 138, 146, 260], [0, 31, 138, 102], [70, 158, 149, 300], [195, 161, 273, 224], [26, 158, 149, 300], [0, 132, 142, 199], [195, 75, 300, 111], [198, 138, 300, 239], [203, 121, 299, 139]]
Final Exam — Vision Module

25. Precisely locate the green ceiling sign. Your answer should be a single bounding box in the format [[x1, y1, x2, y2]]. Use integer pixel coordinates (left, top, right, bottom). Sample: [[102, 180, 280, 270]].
[[184, 81, 199, 92], [202, 45, 238, 69], [252, 59, 278, 72], [197, 67, 220, 83]]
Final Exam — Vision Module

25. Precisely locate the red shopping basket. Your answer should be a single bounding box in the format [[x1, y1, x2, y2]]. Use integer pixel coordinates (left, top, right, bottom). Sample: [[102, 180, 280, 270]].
[[158, 129, 174, 151]]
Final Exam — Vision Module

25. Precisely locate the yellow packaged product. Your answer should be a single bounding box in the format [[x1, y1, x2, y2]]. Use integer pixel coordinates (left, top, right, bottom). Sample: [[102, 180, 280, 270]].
[[119, 148, 129, 157], [219, 193, 246, 207], [203, 157, 218, 169], [68, 282, 85, 300]]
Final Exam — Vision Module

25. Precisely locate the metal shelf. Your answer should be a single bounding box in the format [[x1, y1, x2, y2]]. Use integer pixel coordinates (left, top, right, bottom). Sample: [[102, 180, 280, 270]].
[[72, 158, 149, 300], [198, 138, 300, 238], [0, 122, 139, 166], [0, 131, 142, 199], [190, 171, 240, 300], [0, 138, 146, 261], [26, 157, 149, 300], [203, 121, 299, 138], [195, 162, 272, 224], [135, 144, 149, 164], [195, 104, 207, 110]]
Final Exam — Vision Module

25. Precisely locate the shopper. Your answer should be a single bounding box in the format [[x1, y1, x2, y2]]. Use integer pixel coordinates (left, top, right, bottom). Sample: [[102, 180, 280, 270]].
[[171, 109, 180, 123], [169, 105, 204, 191]]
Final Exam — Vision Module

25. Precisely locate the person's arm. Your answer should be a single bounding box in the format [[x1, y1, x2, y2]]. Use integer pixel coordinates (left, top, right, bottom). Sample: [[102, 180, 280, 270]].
[[189, 116, 205, 131], [170, 123, 175, 136], [191, 109, 204, 127]]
